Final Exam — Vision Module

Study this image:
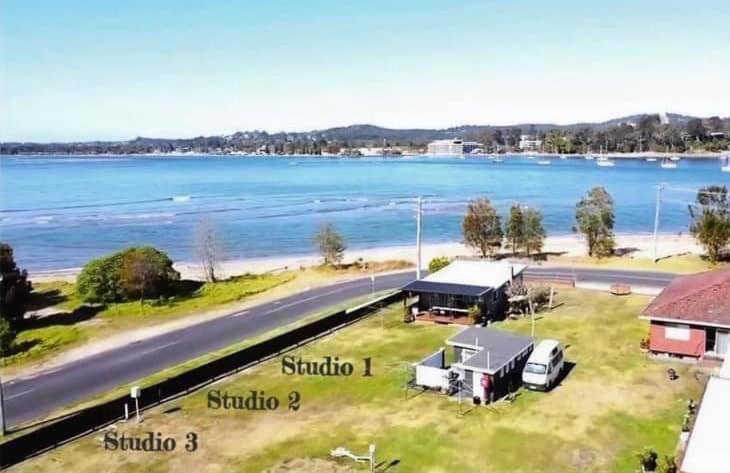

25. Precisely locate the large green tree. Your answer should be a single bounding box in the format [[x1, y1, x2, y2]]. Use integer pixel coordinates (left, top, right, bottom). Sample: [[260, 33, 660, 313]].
[[690, 185, 730, 262], [463, 198, 503, 257], [575, 187, 616, 257], [505, 204, 526, 255], [0, 243, 32, 325], [523, 208, 547, 256], [77, 247, 179, 303]]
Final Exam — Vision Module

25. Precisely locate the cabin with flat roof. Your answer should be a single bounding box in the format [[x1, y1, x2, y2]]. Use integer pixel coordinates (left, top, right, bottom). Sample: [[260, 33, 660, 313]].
[[403, 260, 526, 324]]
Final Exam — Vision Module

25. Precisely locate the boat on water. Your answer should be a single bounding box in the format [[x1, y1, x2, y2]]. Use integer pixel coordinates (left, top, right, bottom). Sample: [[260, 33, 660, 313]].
[[722, 155, 730, 173], [596, 146, 615, 167], [669, 156, 681, 162], [560, 155, 567, 160], [646, 158, 657, 162], [537, 160, 551, 165], [584, 155, 595, 160], [660, 159, 677, 169]]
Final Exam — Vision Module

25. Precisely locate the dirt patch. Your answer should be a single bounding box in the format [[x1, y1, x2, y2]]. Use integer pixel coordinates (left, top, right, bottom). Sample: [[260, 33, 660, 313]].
[[264, 458, 357, 472]]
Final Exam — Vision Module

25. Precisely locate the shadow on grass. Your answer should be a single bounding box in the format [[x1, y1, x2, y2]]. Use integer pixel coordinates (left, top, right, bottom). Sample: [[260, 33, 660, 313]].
[[21, 305, 106, 330], [614, 247, 640, 257], [553, 361, 577, 390], [26, 288, 68, 312]]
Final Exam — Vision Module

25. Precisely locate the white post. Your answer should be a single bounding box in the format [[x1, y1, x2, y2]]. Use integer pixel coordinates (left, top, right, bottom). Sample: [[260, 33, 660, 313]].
[[135, 398, 140, 423], [124, 403, 129, 421], [653, 184, 663, 262], [416, 196, 423, 280]]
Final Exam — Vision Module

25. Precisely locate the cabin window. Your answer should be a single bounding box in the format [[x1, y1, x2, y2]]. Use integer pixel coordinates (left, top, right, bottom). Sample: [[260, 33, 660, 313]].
[[665, 324, 690, 341]]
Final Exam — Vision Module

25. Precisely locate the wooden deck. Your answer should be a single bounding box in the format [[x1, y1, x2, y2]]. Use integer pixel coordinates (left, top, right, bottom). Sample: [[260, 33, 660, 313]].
[[416, 311, 472, 325]]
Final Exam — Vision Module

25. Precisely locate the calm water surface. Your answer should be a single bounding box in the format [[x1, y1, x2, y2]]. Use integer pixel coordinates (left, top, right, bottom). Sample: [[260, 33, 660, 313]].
[[1, 155, 729, 270]]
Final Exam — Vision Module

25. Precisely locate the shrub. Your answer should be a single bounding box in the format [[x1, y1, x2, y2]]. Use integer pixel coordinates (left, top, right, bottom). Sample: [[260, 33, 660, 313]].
[[637, 447, 659, 472], [428, 256, 450, 273], [0, 318, 15, 356], [77, 247, 179, 303]]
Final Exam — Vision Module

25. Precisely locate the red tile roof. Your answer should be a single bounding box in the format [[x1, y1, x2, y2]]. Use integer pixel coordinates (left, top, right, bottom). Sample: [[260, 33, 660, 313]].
[[642, 267, 730, 326]]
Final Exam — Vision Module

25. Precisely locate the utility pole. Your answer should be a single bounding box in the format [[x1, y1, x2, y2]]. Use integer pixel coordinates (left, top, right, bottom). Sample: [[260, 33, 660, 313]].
[[653, 184, 664, 262], [416, 196, 423, 280]]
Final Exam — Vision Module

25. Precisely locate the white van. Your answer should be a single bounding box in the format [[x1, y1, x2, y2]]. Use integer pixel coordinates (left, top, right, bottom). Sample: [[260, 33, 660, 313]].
[[522, 340, 564, 391]]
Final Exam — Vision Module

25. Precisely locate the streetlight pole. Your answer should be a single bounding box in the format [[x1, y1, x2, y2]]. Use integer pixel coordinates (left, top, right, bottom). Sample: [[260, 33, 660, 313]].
[[653, 184, 664, 262], [416, 196, 423, 280]]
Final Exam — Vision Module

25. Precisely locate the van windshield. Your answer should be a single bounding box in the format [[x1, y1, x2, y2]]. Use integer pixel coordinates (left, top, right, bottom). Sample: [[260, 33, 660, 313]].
[[525, 362, 547, 374]]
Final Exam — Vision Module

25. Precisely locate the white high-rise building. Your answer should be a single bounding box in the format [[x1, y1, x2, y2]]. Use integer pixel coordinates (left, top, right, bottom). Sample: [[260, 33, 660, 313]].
[[426, 139, 480, 155]]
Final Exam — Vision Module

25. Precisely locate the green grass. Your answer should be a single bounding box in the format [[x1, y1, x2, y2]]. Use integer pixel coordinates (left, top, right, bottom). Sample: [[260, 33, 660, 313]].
[[548, 254, 724, 274], [2, 273, 293, 368], [10, 288, 707, 473], [2, 291, 394, 438]]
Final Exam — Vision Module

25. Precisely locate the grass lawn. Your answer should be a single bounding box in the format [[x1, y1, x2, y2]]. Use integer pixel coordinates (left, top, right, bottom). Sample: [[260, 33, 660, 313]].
[[10, 288, 707, 473], [2, 273, 294, 368], [547, 253, 725, 274]]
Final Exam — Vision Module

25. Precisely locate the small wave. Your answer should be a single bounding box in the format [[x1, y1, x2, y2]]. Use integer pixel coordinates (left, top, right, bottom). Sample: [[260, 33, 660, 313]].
[[172, 195, 191, 203]]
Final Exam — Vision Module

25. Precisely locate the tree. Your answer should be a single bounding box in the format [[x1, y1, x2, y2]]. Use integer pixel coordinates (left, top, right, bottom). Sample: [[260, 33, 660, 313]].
[[314, 223, 346, 265], [505, 204, 526, 255], [77, 247, 179, 303], [689, 185, 730, 262], [575, 187, 616, 257], [428, 256, 450, 273], [523, 208, 546, 256], [0, 243, 32, 325], [462, 198, 503, 257], [195, 218, 222, 282]]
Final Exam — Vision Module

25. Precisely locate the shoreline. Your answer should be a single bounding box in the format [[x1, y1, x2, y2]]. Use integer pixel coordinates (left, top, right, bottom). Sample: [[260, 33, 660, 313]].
[[3, 151, 727, 159], [31, 232, 704, 282]]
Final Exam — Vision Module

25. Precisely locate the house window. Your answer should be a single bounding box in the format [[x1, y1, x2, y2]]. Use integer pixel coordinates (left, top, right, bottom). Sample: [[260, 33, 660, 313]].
[[665, 324, 690, 341]]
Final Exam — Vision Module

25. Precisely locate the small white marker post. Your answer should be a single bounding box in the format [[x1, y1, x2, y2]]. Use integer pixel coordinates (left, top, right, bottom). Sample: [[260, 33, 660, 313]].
[[130, 386, 141, 423]]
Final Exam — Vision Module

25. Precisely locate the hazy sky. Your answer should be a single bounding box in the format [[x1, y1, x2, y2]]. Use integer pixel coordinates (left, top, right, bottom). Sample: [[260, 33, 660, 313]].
[[2, 0, 729, 142]]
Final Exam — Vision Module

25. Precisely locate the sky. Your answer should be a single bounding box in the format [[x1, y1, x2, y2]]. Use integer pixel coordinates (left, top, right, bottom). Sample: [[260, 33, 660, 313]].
[[2, 0, 730, 142]]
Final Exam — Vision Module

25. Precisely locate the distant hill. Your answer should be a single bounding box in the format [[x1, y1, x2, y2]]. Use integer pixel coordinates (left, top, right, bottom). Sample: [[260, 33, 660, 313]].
[[2, 112, 727, 154]]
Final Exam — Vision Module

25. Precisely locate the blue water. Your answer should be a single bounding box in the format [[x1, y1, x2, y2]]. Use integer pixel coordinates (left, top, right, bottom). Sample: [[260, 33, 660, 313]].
[[1, 155, 729, 271]]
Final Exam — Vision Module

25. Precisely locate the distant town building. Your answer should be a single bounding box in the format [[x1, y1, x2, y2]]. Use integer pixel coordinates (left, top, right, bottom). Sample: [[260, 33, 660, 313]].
[[427, 139, 480, 155], [518, 135, 543, 151]]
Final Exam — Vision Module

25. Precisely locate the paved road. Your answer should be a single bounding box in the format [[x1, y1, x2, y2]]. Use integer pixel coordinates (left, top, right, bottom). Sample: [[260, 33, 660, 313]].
[[2, 266, 675, 427]]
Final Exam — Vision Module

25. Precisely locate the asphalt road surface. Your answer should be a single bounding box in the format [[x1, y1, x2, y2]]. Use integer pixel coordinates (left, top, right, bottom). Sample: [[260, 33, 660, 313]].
[[2, 266, 675, 427]]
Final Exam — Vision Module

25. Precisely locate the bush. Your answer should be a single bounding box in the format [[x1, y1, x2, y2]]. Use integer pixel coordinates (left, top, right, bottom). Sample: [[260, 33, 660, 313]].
[[428, 256, 450, 273], [0, 318, 15, 356], [77, 247, 179, 303]]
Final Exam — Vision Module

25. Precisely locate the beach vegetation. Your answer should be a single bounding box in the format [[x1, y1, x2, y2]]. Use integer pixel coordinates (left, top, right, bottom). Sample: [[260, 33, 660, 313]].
[[689, 185, 730, 263], [313, 223, 346, 265], [505, 204, 526, 254], [575, 187, 616, 257], [506, 205, 546, 256], [195, 217, 223, 283], [462, 197, 503, 257], [77, 246, 179, 303], [428, 256, 450, 273], [524, 208, 547, 255], [0, 242, 32, 326]]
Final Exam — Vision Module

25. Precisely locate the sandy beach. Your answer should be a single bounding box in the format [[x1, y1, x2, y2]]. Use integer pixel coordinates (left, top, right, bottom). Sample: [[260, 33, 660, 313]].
[[31, 233, 704, 282]]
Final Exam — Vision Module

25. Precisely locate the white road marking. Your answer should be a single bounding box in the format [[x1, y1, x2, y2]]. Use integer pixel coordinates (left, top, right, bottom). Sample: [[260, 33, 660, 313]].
[[262, 286, 353, 315], [6, 388, 34, 400], [231, 310, 249, 317], [138, 341, 179, 355]]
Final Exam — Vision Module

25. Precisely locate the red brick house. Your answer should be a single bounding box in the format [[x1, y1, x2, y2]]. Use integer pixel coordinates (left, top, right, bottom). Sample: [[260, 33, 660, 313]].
[[640, 267, 730, 360]]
